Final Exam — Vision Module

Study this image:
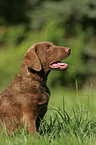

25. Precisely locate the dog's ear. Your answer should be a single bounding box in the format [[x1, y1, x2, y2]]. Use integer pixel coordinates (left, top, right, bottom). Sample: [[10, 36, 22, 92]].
[[23, 45, 42, 71]]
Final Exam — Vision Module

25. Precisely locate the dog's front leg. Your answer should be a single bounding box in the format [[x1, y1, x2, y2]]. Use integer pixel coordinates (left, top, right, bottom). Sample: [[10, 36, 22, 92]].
[[22, 113, 36, 134]]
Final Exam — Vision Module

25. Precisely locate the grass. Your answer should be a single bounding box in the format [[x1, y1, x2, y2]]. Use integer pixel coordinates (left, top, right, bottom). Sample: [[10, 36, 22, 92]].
[[0, 86, 96, 145]]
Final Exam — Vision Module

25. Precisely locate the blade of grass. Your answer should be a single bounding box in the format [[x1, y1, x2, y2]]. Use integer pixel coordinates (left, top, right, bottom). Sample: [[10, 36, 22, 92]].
[[76, 80, 80, 110]]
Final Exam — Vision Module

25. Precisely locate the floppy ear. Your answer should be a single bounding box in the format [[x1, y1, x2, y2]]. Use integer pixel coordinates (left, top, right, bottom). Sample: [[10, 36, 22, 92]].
[[23, 45, 42, 71]]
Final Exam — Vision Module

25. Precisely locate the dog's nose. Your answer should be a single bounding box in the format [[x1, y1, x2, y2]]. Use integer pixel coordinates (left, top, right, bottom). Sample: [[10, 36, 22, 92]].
[[65, 47, 71, 54]]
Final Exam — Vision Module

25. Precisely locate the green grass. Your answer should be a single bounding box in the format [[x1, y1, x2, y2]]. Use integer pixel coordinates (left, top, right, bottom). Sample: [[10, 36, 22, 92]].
[[0, 87, 96, 145]]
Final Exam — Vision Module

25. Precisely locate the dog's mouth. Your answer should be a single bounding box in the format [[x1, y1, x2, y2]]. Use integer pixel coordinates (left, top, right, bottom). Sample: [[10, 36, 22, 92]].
[[49, 61, 68, 70]]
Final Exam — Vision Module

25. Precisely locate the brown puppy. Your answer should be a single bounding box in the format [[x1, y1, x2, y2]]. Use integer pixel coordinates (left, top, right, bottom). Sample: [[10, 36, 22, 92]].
[[0, 42, 71, 134]]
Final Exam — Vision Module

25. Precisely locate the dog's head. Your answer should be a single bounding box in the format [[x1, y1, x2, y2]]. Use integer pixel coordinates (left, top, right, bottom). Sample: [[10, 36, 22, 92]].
[[23, 42, 71, 73]]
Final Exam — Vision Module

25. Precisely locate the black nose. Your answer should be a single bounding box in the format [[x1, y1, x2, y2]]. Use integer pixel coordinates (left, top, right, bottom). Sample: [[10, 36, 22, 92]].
[[65, 47, 71, 54]]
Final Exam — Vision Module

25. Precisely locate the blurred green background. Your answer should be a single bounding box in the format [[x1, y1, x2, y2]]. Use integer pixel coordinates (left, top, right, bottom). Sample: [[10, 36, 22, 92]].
[[0, 0, 96, 91]]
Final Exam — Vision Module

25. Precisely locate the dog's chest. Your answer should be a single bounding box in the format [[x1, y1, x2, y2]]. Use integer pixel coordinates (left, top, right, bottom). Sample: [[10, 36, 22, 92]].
[[37, 85, 50, 105]]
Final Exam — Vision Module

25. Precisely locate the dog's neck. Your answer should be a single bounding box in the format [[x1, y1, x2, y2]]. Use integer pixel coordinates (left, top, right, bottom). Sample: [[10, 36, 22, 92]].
[[20, 64, 50, 86], [28, 67, 50, 85]]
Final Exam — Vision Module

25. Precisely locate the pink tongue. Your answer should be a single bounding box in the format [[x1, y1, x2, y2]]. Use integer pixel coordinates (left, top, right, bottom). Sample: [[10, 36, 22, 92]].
[[51, 63, 68, 68]]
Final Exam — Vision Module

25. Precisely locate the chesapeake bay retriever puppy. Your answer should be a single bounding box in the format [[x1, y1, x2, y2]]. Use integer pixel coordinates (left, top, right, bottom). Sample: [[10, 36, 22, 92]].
[[0, 42, 71, 134]]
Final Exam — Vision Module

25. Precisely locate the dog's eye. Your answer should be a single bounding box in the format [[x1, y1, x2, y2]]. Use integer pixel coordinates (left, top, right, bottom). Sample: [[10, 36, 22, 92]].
[[47, 45, 51, 51]]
